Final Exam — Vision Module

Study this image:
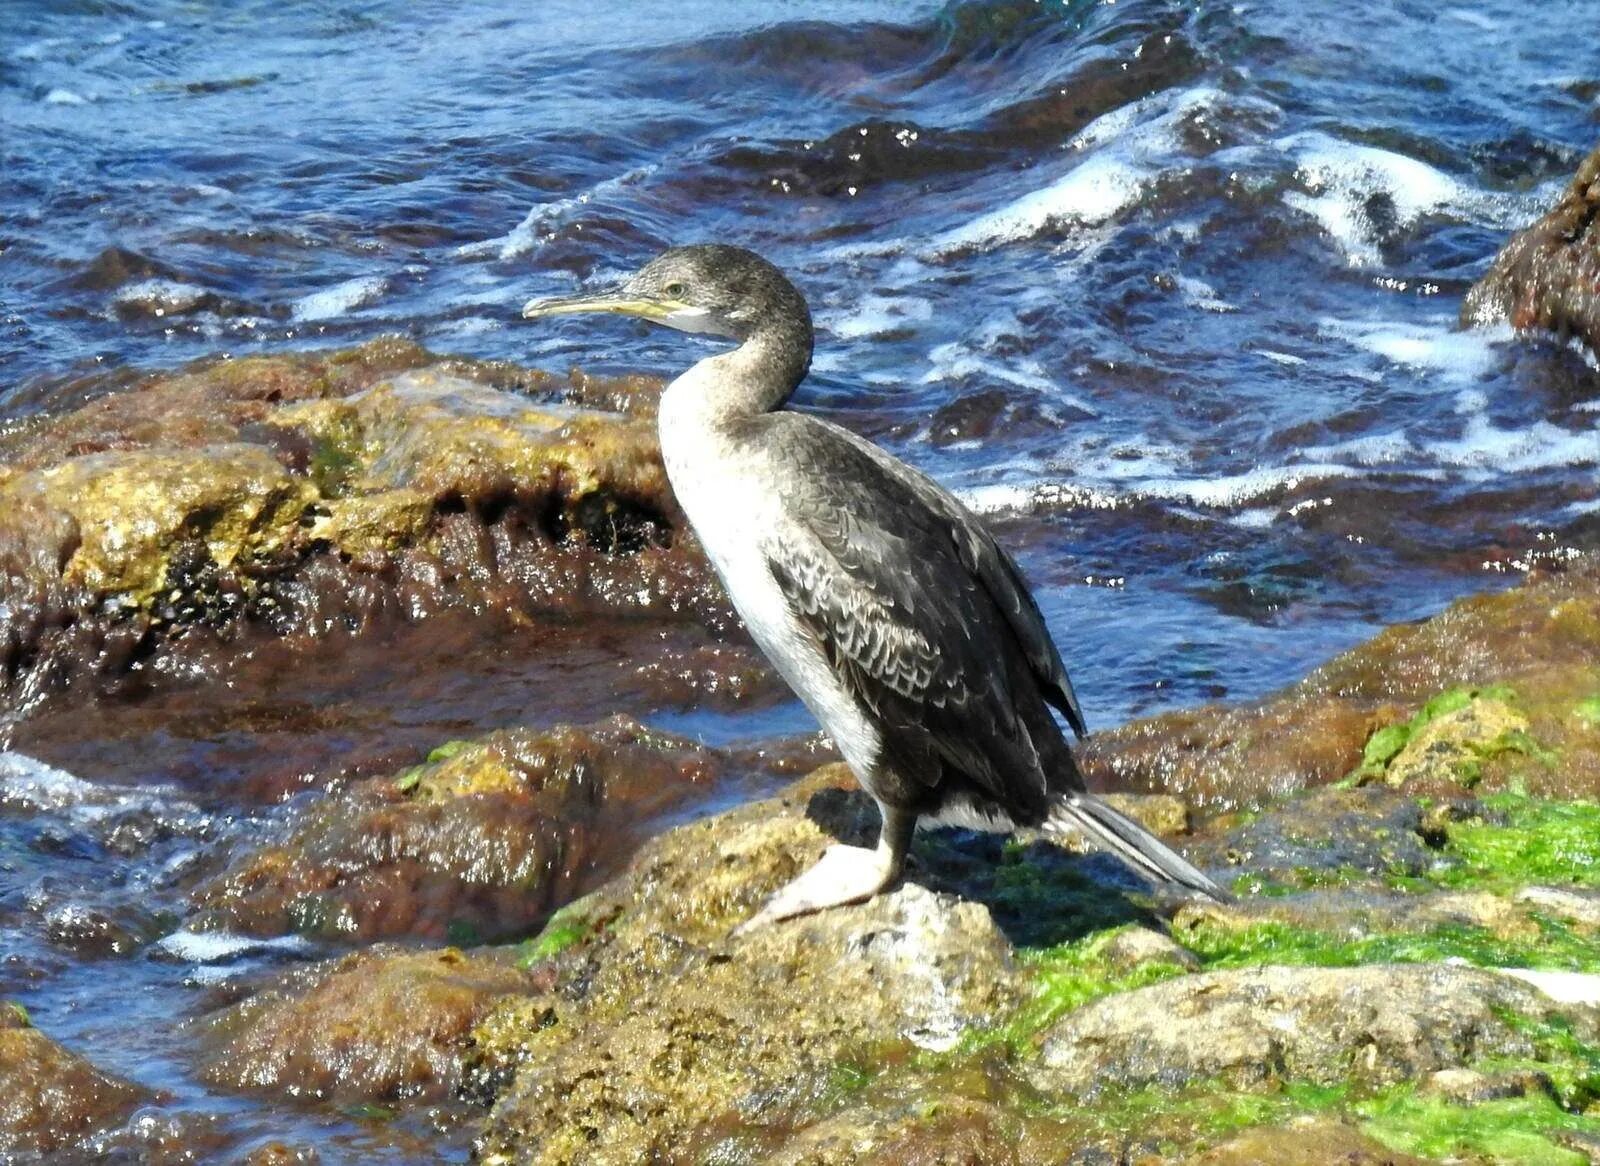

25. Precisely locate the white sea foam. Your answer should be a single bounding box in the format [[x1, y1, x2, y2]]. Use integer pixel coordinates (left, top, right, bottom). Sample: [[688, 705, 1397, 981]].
[[157, 927, 313, 964], [0, 751, 198, 824], [958, 481, 1122, 515], [114, 278, 209, 317], [1280, 132, 1551, 266], [457, 163, 657, 261], [824, 294, 933, 339], [932, 87, 1235, 254], [1135, 463, 1365, 508], [290, 274, 386, 322], [43, 88, 87, 105], [1175, 275, 1235, 313], [1319, 317, 1509, 383], [1425, 415, 1600, 473]]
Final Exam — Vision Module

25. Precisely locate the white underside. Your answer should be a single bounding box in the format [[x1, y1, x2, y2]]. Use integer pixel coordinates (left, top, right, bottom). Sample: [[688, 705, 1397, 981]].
[[659, 363, 886, 786]]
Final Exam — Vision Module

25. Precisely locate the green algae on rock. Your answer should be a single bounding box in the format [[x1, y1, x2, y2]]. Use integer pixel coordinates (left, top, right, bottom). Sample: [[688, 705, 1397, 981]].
[[198, 946, 535, 1102], [0, 1002, 149, 1157]]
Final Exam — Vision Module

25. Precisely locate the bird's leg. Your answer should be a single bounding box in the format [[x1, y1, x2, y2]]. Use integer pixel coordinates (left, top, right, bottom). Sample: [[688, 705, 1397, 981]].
[[734, 804, 916, 935]]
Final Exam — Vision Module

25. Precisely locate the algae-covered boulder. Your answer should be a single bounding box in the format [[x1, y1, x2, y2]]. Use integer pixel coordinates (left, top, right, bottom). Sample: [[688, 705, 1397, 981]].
[[188, 717, 722, 944], [469, 779, 1023, 1165], [0, 1003, 149, 1156], [1031, 963, 1586, 1095], [0, 340, 724, 725], [1463, 141, 1600, 357], [198, 946, 534, 1102]]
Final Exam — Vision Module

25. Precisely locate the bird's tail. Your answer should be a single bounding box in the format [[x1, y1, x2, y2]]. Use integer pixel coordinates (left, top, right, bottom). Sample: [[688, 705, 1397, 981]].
[[1044, 794, 1232, 903]]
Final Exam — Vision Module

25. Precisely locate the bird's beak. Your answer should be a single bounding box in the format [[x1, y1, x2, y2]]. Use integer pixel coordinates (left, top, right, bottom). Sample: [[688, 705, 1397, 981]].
[[521, 291, 682, 323], [521, 289, 729, 336]]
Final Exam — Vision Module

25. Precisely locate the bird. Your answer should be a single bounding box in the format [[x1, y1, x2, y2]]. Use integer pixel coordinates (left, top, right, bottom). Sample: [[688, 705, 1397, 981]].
[[522, 243, 1227, 930]]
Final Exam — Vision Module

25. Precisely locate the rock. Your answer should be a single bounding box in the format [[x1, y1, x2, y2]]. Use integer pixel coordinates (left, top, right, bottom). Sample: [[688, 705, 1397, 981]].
[[469, 782, 1022, 1164], [1185, 1118, 1433, 1165], [1096, 925, 1199, 972], [0, 1003, 149, 1156], [198, 946, 534, 1102], [1517, 886, 1600, 928], [1421, 1066, 1554, 1105], [1085, 555, 1600, 805], [1362, 691, 1533, 789], [1030, 963, 1585, 1096], [188, 717, 723, 944], [1463, 142, 1600, 357], [761, 1097, 1021, 1166], [0, 341, 725, 725], [0, 443, 314, 604], [1189, 785, 1441, 884]]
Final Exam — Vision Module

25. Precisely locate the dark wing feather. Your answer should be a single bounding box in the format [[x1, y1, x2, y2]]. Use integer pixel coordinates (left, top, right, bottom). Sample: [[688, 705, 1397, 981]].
[[754, 411, 1087, 815]]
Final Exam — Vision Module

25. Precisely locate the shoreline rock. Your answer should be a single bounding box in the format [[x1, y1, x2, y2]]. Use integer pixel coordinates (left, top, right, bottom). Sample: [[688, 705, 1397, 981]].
[[1464, 141, 1600, 357], [0, 340, 730, 733]]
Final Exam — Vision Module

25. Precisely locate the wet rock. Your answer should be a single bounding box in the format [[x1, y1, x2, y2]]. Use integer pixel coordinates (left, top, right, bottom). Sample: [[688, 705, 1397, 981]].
[[188, 717, 722, 944], [1420, 1066, 1554, 1105], [1097, 925, 1199, 972], [1080, 694, 1396, 811], [1463, 142, 1600, 357], [198, 946, 534, 1102], [1357, 689, 1534, 789], [0, 340, 721, 726], [761, 1097, 1021, 1166], [1085, 555, 1600, 806], [469, 780, 1022, 1164], [0, 1003, 149, 1156], [1189, 784, 1440, 884], [1185, 1119, 1433, 1165], [0, 443, 314, 603], [1029, 963, 1586, 1096]]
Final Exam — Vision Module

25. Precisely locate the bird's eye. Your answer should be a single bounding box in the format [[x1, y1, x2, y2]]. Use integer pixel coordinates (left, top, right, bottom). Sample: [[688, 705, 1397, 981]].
[[663, 281, 687, 299]]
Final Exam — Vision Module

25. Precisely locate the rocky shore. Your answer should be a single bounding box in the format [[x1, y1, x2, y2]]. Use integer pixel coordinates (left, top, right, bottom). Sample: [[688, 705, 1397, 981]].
[[11, 539, 1600, 1161], [5, 170, 1600, 1157]]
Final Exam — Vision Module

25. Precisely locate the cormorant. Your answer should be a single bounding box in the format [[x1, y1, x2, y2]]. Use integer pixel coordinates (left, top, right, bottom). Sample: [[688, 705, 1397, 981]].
[[523, 244, 1226, 929]]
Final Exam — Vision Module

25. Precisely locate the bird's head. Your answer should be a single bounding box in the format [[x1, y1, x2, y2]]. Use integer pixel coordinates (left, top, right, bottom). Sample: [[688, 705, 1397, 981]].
[[522, 243, 811, 348]]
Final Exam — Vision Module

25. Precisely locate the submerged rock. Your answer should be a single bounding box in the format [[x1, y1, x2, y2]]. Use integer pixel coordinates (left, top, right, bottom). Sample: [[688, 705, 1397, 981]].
[[1031, 963, 1588, 1095], [0, 340, 725, 728], [188, 717, 723, 944], [1464, 142, 1600, 356], [0, 1003, 149, 1156], [198, 946, 534, 1102]]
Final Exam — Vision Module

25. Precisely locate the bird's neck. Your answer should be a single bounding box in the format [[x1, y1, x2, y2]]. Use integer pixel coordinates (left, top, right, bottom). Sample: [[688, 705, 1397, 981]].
[[661, 321, 812, 426]]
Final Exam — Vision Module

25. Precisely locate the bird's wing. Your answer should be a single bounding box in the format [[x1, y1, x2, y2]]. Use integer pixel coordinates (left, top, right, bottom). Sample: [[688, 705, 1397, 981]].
[[753, 411, 1085, 812]]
